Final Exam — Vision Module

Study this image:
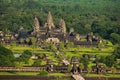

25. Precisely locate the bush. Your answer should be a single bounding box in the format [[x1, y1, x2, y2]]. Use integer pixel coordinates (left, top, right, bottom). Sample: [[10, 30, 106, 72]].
[[39, 70, 48, 76]]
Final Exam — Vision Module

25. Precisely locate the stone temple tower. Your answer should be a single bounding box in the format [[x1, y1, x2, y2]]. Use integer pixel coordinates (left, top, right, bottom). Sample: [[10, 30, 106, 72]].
[[59, 19, 66, 34], [31, 17, 40, 37], [33, 16, 40, 33], [44, 11, 55, 29]]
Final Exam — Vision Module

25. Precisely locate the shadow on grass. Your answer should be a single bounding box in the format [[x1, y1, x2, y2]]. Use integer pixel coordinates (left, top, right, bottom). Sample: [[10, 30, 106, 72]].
[[7, 71, 16, 74]]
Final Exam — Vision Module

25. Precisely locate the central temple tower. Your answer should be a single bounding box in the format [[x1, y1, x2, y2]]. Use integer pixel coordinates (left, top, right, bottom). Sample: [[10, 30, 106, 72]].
[[44, 11, 55, 29]]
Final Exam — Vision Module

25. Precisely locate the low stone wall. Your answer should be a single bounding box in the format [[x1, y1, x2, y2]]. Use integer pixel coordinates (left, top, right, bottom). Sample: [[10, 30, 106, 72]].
[[0, 67, 120, 74], [0, 66, 46, 72], [0, 66, 68, 72]]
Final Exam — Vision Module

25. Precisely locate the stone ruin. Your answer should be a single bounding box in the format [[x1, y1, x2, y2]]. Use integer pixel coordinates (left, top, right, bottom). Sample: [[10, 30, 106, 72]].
[[31, 11, 100, 47], [71, 56, 80, 74], [0, 11, 100, 47]]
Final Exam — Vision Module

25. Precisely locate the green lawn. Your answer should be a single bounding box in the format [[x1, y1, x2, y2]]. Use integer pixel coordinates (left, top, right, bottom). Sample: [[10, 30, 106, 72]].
[[85, 73, 120, 78], [0, 72, 39, 75], [48, 73, 66, 76], [4, 44, 114, 67], [0, 72, 120, 78], [0, 72, 66, 76]]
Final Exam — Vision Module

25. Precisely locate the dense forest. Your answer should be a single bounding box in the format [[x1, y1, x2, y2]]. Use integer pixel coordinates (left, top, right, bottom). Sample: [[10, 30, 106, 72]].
[[0, 0, 120, 43]]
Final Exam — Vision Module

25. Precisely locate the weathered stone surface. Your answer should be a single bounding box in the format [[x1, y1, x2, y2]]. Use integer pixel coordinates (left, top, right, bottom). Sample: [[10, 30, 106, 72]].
[[59, 19, 66, 34], [33, 17, 40, 34], [44, 11, 55, 29], [70, 28, 74, 33]]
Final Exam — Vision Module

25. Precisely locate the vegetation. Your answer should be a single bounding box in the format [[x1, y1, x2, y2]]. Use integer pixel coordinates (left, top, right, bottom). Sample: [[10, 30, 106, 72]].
[[32, 59, 42, 66], [0, 72, 120, 78], [0, 46, 15, 66], [113, 45, 120, 58], [16, 50, 32, 64], [95, 55, 116, 67], [0, 0, 120, 42], [39, 70, 48, 76], [0, 0, 120, 78]]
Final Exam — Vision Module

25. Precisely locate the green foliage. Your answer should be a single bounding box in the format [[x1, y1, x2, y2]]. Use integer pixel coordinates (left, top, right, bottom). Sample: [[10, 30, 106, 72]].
[[105, 55, 115, 67], [32, 59, 42, 67], [110, 33, 120, 44], [0, 46, 15, 66], [66, 42, 74, 49], [67, 64, 72, 72], [16, 50, 32, 63], [95, 55, 115, 67], [49, 43, 57, 52], [58, 42, 65, 51], [80, 57, 89, 68], [79, 63, 84, 72], [113, 45, 120, 58], [0, 0, 120, 42], [15, 62, 24, 69], [39, 70, 48, 76]]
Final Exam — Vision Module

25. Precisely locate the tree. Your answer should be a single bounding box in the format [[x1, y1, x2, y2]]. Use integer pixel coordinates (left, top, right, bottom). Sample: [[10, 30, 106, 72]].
[[66, 42, 74, 49], [58, 42, 65, 51], [113, 45, 120, 58], [95, 56, 106, 63], [0, 46, 15, 66], [49, 43, 57, 52], [18, 50, 32, 63], [110, 33, 120, 44], [80, 57, 89, 69], [95, 55, 115, 68], [105, 55, 115, 67], [32, 59, 42, 66]]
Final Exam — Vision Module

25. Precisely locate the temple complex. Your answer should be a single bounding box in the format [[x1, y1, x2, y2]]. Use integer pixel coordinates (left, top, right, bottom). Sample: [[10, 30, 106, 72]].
[[31, 11, 100, 47], [0, 11, 100, 47]]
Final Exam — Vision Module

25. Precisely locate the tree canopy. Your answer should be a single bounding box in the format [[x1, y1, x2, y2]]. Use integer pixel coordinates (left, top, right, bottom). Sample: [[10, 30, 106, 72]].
[[0, 0, 120, 42], [0, 46, 15, 66]]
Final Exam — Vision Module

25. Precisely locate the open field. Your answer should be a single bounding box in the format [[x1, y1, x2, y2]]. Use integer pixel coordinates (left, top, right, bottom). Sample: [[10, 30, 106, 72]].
[[0, 72, 120, 78]]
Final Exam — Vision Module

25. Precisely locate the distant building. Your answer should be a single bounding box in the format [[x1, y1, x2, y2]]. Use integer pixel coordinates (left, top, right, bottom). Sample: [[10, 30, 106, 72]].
[[31, 11, 100, 47], [0, 11, 100, 47]]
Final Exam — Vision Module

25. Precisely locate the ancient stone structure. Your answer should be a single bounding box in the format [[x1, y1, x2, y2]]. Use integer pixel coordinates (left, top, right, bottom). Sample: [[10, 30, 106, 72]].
[[96, 63, 106, 74], [44, 11, 55, 29], [0, 11, 100, 47], [31, 11, 100, 47], [59, 19, 66, 34], [46, 59, 54, 72], [71, 56, 80, 74], [18, 27, 28, 39], [32, 17, 40, 36]]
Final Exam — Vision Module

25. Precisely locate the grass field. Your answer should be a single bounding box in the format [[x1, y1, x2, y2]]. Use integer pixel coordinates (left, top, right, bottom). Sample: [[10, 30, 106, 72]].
[[85, 73, 120, 78], [0, 72, 66, 76], [0, 72, 120, 78], [3, 44, 116, 69], [0, 72, 39, 75]]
